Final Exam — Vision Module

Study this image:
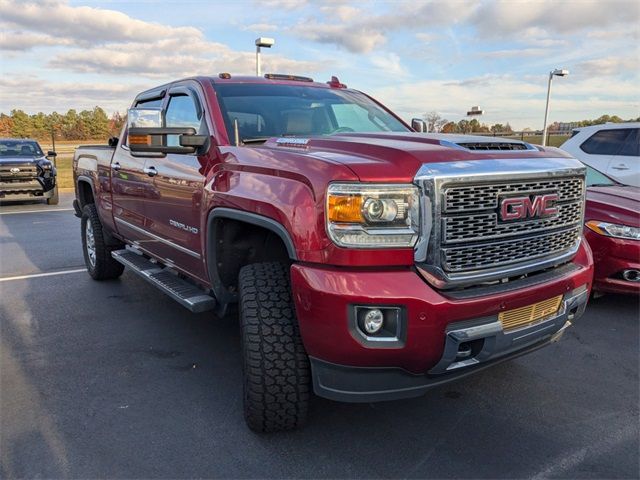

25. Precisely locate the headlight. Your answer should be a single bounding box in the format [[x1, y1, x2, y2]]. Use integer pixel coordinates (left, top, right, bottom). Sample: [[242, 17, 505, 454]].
[[326, 183, 420, 248], [586, 220, 640, 240]]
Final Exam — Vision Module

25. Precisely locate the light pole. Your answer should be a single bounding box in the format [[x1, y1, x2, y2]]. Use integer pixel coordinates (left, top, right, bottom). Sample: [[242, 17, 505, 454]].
[[255, 37, 275, 76], [542, 68, 569, 146]]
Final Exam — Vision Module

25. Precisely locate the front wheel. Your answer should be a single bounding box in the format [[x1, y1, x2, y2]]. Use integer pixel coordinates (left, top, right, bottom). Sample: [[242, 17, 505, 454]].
[[46, 186, 59, 205], [81, 204, 124, 280], [238, 262, 311, 433]]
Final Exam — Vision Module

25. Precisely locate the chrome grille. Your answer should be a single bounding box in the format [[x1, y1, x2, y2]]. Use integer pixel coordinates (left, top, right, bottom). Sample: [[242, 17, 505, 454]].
[[444, 202, 582, 243], [413, 158, 587, 289], [443, 227, 581, 272], [444, 177, 583, 213]]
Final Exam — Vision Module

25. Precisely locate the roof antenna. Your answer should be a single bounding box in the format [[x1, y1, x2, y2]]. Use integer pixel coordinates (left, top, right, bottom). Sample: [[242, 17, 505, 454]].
[[234, 118, 240, 146]]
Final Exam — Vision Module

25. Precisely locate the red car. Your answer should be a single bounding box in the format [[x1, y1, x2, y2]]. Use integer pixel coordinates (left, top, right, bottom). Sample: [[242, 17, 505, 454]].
[[584, 166, 640, 295]]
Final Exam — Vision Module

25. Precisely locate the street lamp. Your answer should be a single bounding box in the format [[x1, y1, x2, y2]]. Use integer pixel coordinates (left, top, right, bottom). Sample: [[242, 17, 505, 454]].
[[542, 68, 569, 146], [255, 37, 275, 77]]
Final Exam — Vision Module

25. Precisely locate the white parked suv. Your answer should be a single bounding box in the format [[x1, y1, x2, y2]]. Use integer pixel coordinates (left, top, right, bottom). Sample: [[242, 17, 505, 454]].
[[560, 123, 639, 187]]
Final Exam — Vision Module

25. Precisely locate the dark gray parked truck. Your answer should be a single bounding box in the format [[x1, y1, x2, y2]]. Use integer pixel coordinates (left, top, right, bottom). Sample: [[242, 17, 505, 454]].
[[0, 138, 59, 204]]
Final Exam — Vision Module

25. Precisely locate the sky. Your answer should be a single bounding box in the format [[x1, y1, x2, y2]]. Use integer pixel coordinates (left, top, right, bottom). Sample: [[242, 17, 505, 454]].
[[0, 0, 638, 130]]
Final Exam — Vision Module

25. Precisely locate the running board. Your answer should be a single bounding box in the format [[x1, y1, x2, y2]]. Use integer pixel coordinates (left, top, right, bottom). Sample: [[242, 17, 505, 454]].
[[111, 249, 216, 313]]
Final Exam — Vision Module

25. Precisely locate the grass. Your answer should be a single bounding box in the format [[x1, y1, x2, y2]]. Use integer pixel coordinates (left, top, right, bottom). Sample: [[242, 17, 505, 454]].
[[501, 134, 568, 148], [40, 140, 106, 189]]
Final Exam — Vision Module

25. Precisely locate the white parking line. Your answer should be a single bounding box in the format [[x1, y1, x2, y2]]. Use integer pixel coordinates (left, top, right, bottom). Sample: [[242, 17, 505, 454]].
[[0, 208, 74, 215], [0, 268, 86, 283]]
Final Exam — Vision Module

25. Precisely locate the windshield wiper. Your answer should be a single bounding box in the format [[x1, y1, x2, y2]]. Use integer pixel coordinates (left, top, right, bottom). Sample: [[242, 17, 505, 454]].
[[589, 183, 616, 187]]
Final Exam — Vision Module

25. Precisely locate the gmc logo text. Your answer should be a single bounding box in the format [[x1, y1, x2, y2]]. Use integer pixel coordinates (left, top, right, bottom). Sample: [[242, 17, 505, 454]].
[[500, 194, 559, 221]]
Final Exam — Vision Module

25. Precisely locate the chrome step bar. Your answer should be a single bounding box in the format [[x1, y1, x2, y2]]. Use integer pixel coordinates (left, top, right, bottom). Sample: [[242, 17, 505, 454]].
[[111, 249, 216, 313]]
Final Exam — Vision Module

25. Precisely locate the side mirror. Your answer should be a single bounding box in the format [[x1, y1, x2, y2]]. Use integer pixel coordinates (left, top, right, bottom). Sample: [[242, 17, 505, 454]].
[[47, 150, 57, 157], [127, 108, 208, 155], [411, 118, 427, 133]]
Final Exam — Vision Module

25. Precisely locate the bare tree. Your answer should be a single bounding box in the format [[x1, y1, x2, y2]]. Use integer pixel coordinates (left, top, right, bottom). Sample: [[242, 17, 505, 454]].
[[422, 111, 448, 133]]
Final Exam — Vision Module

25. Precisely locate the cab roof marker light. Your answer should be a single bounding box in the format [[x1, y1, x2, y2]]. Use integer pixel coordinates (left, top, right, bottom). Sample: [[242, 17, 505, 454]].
[[218, 72, 231, 79], [327, 76, 347, 88], [264, 74, 314, 82]]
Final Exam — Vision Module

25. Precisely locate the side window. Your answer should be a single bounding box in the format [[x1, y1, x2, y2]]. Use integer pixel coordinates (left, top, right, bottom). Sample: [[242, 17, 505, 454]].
[[165, 95, 202, 147], [580, 128, 631, 155], [619, 128, 639, 157]]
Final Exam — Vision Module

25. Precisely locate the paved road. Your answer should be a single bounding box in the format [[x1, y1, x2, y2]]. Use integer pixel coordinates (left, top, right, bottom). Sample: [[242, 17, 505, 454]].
[[1, 194, 638, 479]]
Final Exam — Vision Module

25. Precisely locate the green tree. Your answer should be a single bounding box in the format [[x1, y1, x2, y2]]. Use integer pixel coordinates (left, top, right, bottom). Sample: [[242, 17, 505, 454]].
[[10, 109, 32, 138]]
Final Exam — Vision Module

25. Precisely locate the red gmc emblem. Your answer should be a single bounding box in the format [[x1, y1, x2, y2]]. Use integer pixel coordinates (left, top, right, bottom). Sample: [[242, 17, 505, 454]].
[[500, 194, 559, 221]]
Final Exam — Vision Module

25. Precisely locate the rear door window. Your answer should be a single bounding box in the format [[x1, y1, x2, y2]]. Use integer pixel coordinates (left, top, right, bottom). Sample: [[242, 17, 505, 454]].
[[618, 128, 639, 157], [580, 128, 632, 155]]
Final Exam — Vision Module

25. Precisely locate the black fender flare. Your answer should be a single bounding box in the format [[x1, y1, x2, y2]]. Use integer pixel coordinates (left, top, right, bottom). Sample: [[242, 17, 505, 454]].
[[206, 208, 298, 310], [76, 175, 96, 208]]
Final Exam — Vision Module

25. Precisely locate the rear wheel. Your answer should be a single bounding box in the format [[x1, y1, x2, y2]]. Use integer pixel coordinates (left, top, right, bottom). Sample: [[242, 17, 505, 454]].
[[238, 262, 311, 432], [81, 204, 124, 280]]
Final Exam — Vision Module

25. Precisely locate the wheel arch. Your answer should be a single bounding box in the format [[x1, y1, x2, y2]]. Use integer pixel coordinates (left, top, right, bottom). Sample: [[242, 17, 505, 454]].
[[206, 207, 298, 312]]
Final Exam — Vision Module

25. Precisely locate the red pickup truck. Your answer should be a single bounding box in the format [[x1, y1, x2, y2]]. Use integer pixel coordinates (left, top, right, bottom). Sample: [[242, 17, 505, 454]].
[[73, 74, 593, 432]]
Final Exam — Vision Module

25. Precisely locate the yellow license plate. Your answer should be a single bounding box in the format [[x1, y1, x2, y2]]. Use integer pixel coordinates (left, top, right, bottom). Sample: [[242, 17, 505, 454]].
[[499, 295, 563, 331]]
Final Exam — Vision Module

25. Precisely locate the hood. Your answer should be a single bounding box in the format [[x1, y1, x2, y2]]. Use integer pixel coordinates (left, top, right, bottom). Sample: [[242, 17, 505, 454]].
[[260, 132, 573, 181], [586, 185, 640, 227], [0, 156, 45, 165]]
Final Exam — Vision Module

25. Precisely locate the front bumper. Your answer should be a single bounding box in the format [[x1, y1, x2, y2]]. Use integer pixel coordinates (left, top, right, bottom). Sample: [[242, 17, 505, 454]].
[[291, 241, 593, 402], [585, 229, 640, 295], [0, 178, 55, 201]]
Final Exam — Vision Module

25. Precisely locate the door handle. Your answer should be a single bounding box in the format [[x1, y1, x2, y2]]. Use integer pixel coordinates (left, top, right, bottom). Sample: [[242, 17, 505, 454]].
[[112, 162, 121, 171], [143, 166, 158, 177], [611, 165, 629, 170]]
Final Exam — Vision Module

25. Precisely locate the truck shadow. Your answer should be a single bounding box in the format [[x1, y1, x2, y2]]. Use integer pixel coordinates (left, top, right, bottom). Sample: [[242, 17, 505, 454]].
[[1, 270, 638, 478]]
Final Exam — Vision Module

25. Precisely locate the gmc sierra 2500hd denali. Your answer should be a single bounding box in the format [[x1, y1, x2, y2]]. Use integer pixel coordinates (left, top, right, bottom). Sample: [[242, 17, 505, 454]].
[[73, 74, 593, 432]]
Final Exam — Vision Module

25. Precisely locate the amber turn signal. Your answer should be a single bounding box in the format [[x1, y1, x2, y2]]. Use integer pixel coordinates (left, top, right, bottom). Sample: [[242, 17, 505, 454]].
[[128, 134, 151, 145], [327, 195, 363, 223]]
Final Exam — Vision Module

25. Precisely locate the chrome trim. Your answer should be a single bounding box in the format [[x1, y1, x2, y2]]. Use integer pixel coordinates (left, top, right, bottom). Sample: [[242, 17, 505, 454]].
[[413, 158, 586, 288], [114, 217, 201, 259]]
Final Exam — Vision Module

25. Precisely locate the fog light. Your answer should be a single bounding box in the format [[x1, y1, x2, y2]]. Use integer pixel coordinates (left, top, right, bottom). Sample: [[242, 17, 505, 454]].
[[363, 309, 384, 334]]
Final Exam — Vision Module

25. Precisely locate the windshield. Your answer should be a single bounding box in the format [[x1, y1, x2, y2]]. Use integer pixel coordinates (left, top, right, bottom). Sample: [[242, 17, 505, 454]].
[[585, 165, 617, 187], [214, 83, 409, 143], [0, 140, 44, 157]]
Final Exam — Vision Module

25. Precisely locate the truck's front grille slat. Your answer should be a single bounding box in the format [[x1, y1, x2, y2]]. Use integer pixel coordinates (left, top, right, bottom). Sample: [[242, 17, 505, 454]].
[[442, 227, 581, 272], [444, 202, 582, 243], [444, 177, 583, 213]]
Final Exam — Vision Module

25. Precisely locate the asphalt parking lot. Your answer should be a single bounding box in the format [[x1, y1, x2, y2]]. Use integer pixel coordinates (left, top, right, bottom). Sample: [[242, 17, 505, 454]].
[[1, 192, 638, 479]]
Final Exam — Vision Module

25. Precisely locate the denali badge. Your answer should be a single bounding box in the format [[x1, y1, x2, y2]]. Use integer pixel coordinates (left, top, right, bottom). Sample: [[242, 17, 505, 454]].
[[10, 167, 20, 174], [169, 219, 198, 234], [500, 194, 559, 221]]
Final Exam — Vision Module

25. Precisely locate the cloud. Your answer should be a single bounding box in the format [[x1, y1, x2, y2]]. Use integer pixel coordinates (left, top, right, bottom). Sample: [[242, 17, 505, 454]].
[[0, 0, 203, 48], [0, 75, 143, 113], [481, 48, 549, 59], [575, 56, 638, 77], [0, 0, 319, 78], [470, 0, 639, 38], [370, 53, 409, 77], [371, 73, 639, 129], [242, 23, 278, 32], [0, 28, 72, 51], [293, 1, 472, 53]]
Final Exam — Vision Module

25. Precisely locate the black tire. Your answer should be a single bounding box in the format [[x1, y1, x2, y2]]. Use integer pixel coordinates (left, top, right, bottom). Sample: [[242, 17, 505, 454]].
[[239, 262, 311, 433], [46, 186, 59, 205], [81, 204, 124, 280]]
